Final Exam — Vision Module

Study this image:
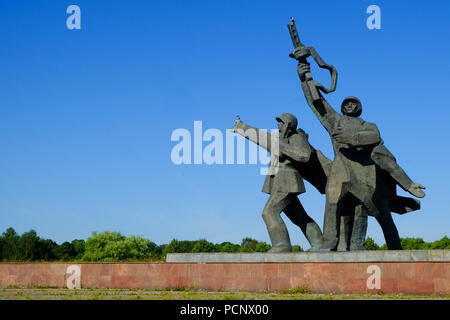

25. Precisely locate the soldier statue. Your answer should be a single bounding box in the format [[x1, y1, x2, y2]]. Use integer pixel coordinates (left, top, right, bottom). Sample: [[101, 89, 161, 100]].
[[231, 113, 323, 252], [288, 18, 425, 250], [229, 18, 425, 252]]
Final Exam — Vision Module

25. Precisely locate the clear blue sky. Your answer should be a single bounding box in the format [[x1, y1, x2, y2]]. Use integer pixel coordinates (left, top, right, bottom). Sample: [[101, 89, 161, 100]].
[[0, 0, 449, 248]]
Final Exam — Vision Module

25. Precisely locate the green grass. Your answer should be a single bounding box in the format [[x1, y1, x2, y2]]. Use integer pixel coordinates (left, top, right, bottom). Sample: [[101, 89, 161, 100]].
[[280, 286, 310, 294], [0, 287, 448, 300]]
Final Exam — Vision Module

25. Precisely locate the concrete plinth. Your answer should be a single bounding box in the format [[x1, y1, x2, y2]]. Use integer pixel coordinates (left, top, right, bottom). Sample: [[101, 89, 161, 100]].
[[166, 250, 450, 263], [1, 251, 449, 294]]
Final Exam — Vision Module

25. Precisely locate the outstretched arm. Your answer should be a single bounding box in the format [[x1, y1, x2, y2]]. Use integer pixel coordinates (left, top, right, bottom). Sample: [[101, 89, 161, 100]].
[[297, 62, 340, 135], [372, 144, 426, 198], [231, 119, 311, 163], [231, 118, 274, 152]]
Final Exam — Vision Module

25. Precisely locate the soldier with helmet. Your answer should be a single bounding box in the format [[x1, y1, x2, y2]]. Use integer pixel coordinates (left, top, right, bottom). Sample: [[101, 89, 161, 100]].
[[232, 113, 323, 252], [296, 61, 425, 251]]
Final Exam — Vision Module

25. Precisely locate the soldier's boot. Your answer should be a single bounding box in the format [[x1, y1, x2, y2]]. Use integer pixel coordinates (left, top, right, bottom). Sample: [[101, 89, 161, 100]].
[[337, 215, 352, 251], [320, 194, 341, 251], [267, 225, 292, 253], [349, 205, 367, 251], [349, 212, 367, 251], [305, 222, 323, 252], [321, 225, 339, 251]]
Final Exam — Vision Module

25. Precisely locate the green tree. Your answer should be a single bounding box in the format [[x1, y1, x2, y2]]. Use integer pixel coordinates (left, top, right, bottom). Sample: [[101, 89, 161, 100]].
[[401, 237, 427, 250], [82, 231, 157, 261], [255, 242, 271, 252], [364, 237, 380, 250], [292, 245, 303, 252], [38, 239, 57, 260], [0, 237, 2, 260], [192, 239, 216, 253], [162, 239, 196, 255], [2, 228, 21, 261], [240, 237, 258, 252], [19, 230, 41, 260], [52, 242, 76, 261], [216, 242, 240, 253], [155, 244, 166, 257], [429, 236, 450, 249], [71, 239, 86, 259]]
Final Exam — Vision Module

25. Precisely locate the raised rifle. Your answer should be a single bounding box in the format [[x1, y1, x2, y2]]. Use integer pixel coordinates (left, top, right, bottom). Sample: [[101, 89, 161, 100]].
[[287, 17, 337, 102]]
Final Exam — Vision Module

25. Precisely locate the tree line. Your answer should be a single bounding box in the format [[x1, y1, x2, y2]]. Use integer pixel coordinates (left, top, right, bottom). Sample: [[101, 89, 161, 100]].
[[0, 227, 448, 262]]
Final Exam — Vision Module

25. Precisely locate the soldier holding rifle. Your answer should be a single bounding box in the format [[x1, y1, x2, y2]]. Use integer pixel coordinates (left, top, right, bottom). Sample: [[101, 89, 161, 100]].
[[288, 18, 425, 250]]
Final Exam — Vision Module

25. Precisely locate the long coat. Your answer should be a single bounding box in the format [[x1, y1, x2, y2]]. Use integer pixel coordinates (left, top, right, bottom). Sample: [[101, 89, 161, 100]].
[[262, 130, 311, 195], [236, 124, 312, 195]]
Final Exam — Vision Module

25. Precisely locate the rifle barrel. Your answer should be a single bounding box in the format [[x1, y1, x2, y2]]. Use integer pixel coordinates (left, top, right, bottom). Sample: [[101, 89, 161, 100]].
[[287, 18, 303, 48]]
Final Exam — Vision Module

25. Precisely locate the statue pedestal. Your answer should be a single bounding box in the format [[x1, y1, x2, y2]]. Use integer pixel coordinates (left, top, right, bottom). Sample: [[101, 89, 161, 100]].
[[166, 250, 450, 263], [163, 251, 449, 294], [1, 251, 448, 294]]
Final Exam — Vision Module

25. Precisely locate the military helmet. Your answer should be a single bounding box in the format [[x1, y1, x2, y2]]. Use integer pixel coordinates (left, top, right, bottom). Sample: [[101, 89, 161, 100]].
[[341, 96, 362, 117], [276, 112, 298, 130]]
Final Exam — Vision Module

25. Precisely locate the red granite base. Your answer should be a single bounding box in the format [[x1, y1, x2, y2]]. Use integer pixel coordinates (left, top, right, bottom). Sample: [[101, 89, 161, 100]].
[[0, 262, 448, 294]]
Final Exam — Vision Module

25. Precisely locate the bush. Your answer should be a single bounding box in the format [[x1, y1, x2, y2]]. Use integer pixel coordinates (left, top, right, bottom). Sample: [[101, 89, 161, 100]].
[[192, 239, 216, 253], [216, 242, 240, 252], [1, 227, 448, 262], [240, 237, 258, 252], [429, 236, 450, 249], [292, 245, 303, 252], [162, 239, 196, 255], [81, 231, 157, 262], [255, 242, 271, 252], [71, 239, 86, 259], [400, 237, 428, 250], [364, 237, 380, 250], [39, 239, 57, 260], [52, 242, 76, 261]]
